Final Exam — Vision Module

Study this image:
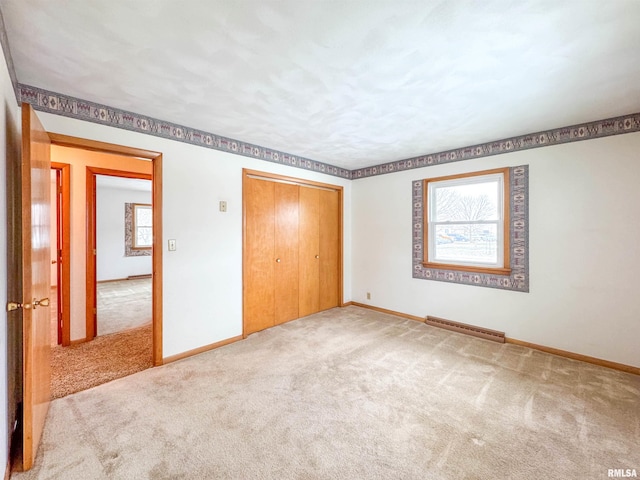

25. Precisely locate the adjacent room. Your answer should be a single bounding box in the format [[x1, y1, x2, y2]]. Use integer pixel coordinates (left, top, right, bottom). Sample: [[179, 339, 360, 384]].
[[0, 1, 638, 479]]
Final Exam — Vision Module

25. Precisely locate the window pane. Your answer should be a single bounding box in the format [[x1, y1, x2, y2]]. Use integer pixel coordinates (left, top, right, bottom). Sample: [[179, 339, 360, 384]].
[[135, 206, 152, 227], [434, 181, 498, 222], [136, 227, 152, 247], [433, 224, 498, 265]]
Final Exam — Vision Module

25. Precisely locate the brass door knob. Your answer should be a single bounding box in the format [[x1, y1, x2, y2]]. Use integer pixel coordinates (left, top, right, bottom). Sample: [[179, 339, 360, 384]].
[[276, 258, 281, 263], [7, 301, 31, 312], [33, 298, 50, 309], [315, 255, 320, 259]]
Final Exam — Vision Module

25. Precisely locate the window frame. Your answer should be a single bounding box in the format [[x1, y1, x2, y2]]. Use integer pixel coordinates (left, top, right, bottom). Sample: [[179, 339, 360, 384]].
[[131, 203, 153, 250], [422, 167, 511, 275]]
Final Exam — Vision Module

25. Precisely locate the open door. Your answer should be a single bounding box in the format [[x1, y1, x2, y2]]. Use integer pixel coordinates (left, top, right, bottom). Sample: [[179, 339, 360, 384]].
[[7, 103, 52, 470]]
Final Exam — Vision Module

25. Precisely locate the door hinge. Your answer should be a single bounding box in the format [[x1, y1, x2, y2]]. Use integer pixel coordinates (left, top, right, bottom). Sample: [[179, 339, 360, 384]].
[[93, 308, 97, 315], [93, 249, 97, 255]]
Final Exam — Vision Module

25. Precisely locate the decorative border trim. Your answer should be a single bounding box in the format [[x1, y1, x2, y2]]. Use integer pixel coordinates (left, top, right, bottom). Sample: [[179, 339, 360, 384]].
[[15, 84, 640, 183], [125, 203, 151, 257], [412, 165, 529, 292], [18, 84, 352, 179], [352, 113, 640, 179]]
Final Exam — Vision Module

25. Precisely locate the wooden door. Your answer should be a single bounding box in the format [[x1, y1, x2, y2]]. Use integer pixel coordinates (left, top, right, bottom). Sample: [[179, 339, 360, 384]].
[[243, 176, 276, 334], [52, 168, 62, 344], [274, 183, 299, 324], [50, 162, 71, 347], [19, 103, 52, 470], [6, 102, 22, 474], [318, 189, 340, 311], [298, 186, 320, 317]]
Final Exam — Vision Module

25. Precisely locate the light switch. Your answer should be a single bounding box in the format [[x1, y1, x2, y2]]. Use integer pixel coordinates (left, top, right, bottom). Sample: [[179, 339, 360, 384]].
[[168, 239, 176, 251], [219, 201, 227, 212]]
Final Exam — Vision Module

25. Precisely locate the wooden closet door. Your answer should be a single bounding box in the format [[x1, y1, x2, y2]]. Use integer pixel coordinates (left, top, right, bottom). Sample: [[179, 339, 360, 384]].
[[274, 183, 299, 324], [318, 188, 340, 311], [298, 186, 320, 317], [243, 177, 275, 334]]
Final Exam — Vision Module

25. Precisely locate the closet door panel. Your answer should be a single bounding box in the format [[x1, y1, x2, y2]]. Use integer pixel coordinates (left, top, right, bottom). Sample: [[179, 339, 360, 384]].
[[274, 183, 299, 325], [298, 186, 320, 317], [244, 177, 276, 334], [318, 188, 340, 311]]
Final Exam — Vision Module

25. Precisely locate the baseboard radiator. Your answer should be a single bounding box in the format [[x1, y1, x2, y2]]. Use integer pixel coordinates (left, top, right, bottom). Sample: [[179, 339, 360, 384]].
[[425, 316, 505, 343]]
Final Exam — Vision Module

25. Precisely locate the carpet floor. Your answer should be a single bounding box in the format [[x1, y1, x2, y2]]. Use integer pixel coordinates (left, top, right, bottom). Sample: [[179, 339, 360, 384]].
[[50, 324, 152, 399], [97, 278, 152, 336], [14, 306, 640, 479]]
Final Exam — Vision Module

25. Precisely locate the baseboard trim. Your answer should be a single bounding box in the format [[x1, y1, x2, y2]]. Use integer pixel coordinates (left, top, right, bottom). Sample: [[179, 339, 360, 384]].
[[70, 338, 87, 346], [162, 335, 243, 364], [341, 301, 354, 307], [97, 277, 128, 284], [346, 302, 639, 376], [97, 275, 153, 284], [505, 338, 640, 376], [349, 302, 425, 323]]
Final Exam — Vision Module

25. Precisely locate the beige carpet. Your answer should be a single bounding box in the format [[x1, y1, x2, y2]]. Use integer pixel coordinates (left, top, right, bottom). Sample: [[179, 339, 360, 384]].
[[97, 278, 152, 336], [14, 306, 640, 479], [50, 324, 153, 399]]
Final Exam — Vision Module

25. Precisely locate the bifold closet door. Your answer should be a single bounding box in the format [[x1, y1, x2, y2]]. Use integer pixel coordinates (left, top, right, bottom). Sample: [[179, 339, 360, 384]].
[[244, 177, 275, 334], [244, 170, 341, 335], [274, 183, 299, 325], [318, 188, 340, 311], [298, 186, 320, 317]]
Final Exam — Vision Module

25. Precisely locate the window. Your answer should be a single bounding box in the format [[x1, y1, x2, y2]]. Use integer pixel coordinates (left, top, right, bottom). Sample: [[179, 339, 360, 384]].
[[423, 168, 510, 275], [132, 203, 152, 249]]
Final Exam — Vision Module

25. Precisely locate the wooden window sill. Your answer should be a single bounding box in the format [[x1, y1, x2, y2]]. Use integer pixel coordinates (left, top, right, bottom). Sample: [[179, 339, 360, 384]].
[[422, 262, 512, 276]]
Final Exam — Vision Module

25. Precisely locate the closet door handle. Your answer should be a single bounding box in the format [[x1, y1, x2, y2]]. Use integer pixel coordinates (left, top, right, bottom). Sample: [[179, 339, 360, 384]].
[[276, 258, 281, 263], [315, 255, 320, 259]]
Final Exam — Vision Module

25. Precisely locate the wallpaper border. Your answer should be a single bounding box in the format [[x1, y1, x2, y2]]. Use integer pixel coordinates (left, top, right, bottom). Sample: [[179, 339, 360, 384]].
[[412, 165, 529, 292], [17, 84, 640, 182], [353, 114, 640, 179], [18, 84, 352, 179]]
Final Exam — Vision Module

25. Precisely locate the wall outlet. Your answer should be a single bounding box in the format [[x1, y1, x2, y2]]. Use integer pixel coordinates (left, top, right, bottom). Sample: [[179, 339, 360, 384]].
[[219, 200, 227, 212], [366, 292, 371, 300], [168, 239, 177, 251]]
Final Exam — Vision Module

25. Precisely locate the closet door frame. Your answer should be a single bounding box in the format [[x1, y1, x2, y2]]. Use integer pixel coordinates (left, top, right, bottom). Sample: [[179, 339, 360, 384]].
[[242, 169, 344, 338]]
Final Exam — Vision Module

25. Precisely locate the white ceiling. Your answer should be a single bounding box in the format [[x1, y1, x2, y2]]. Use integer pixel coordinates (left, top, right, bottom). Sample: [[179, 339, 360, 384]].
[[2, 0, 640, 170], [96, 175, 151, 192]]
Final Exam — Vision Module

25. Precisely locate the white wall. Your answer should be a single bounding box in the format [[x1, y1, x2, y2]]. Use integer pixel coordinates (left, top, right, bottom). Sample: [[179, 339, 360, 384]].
[[97, 185, 152, 281], [0, 44, 19, 478], [352, 133, 640, 368], [38, 112, 352, 358]]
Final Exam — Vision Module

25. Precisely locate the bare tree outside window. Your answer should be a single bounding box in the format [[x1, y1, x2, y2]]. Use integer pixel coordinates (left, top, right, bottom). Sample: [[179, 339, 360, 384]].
[[425, 169, 509, 273], [133, 204, 152, 249]]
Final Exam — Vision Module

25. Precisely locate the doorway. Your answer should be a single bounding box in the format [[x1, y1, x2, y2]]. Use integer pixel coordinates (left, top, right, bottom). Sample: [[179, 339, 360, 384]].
[[50, 162, 71, 347], [93, 173, 153, 337], [47, 133, 163, 365], [46, 138, 163, 399]]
